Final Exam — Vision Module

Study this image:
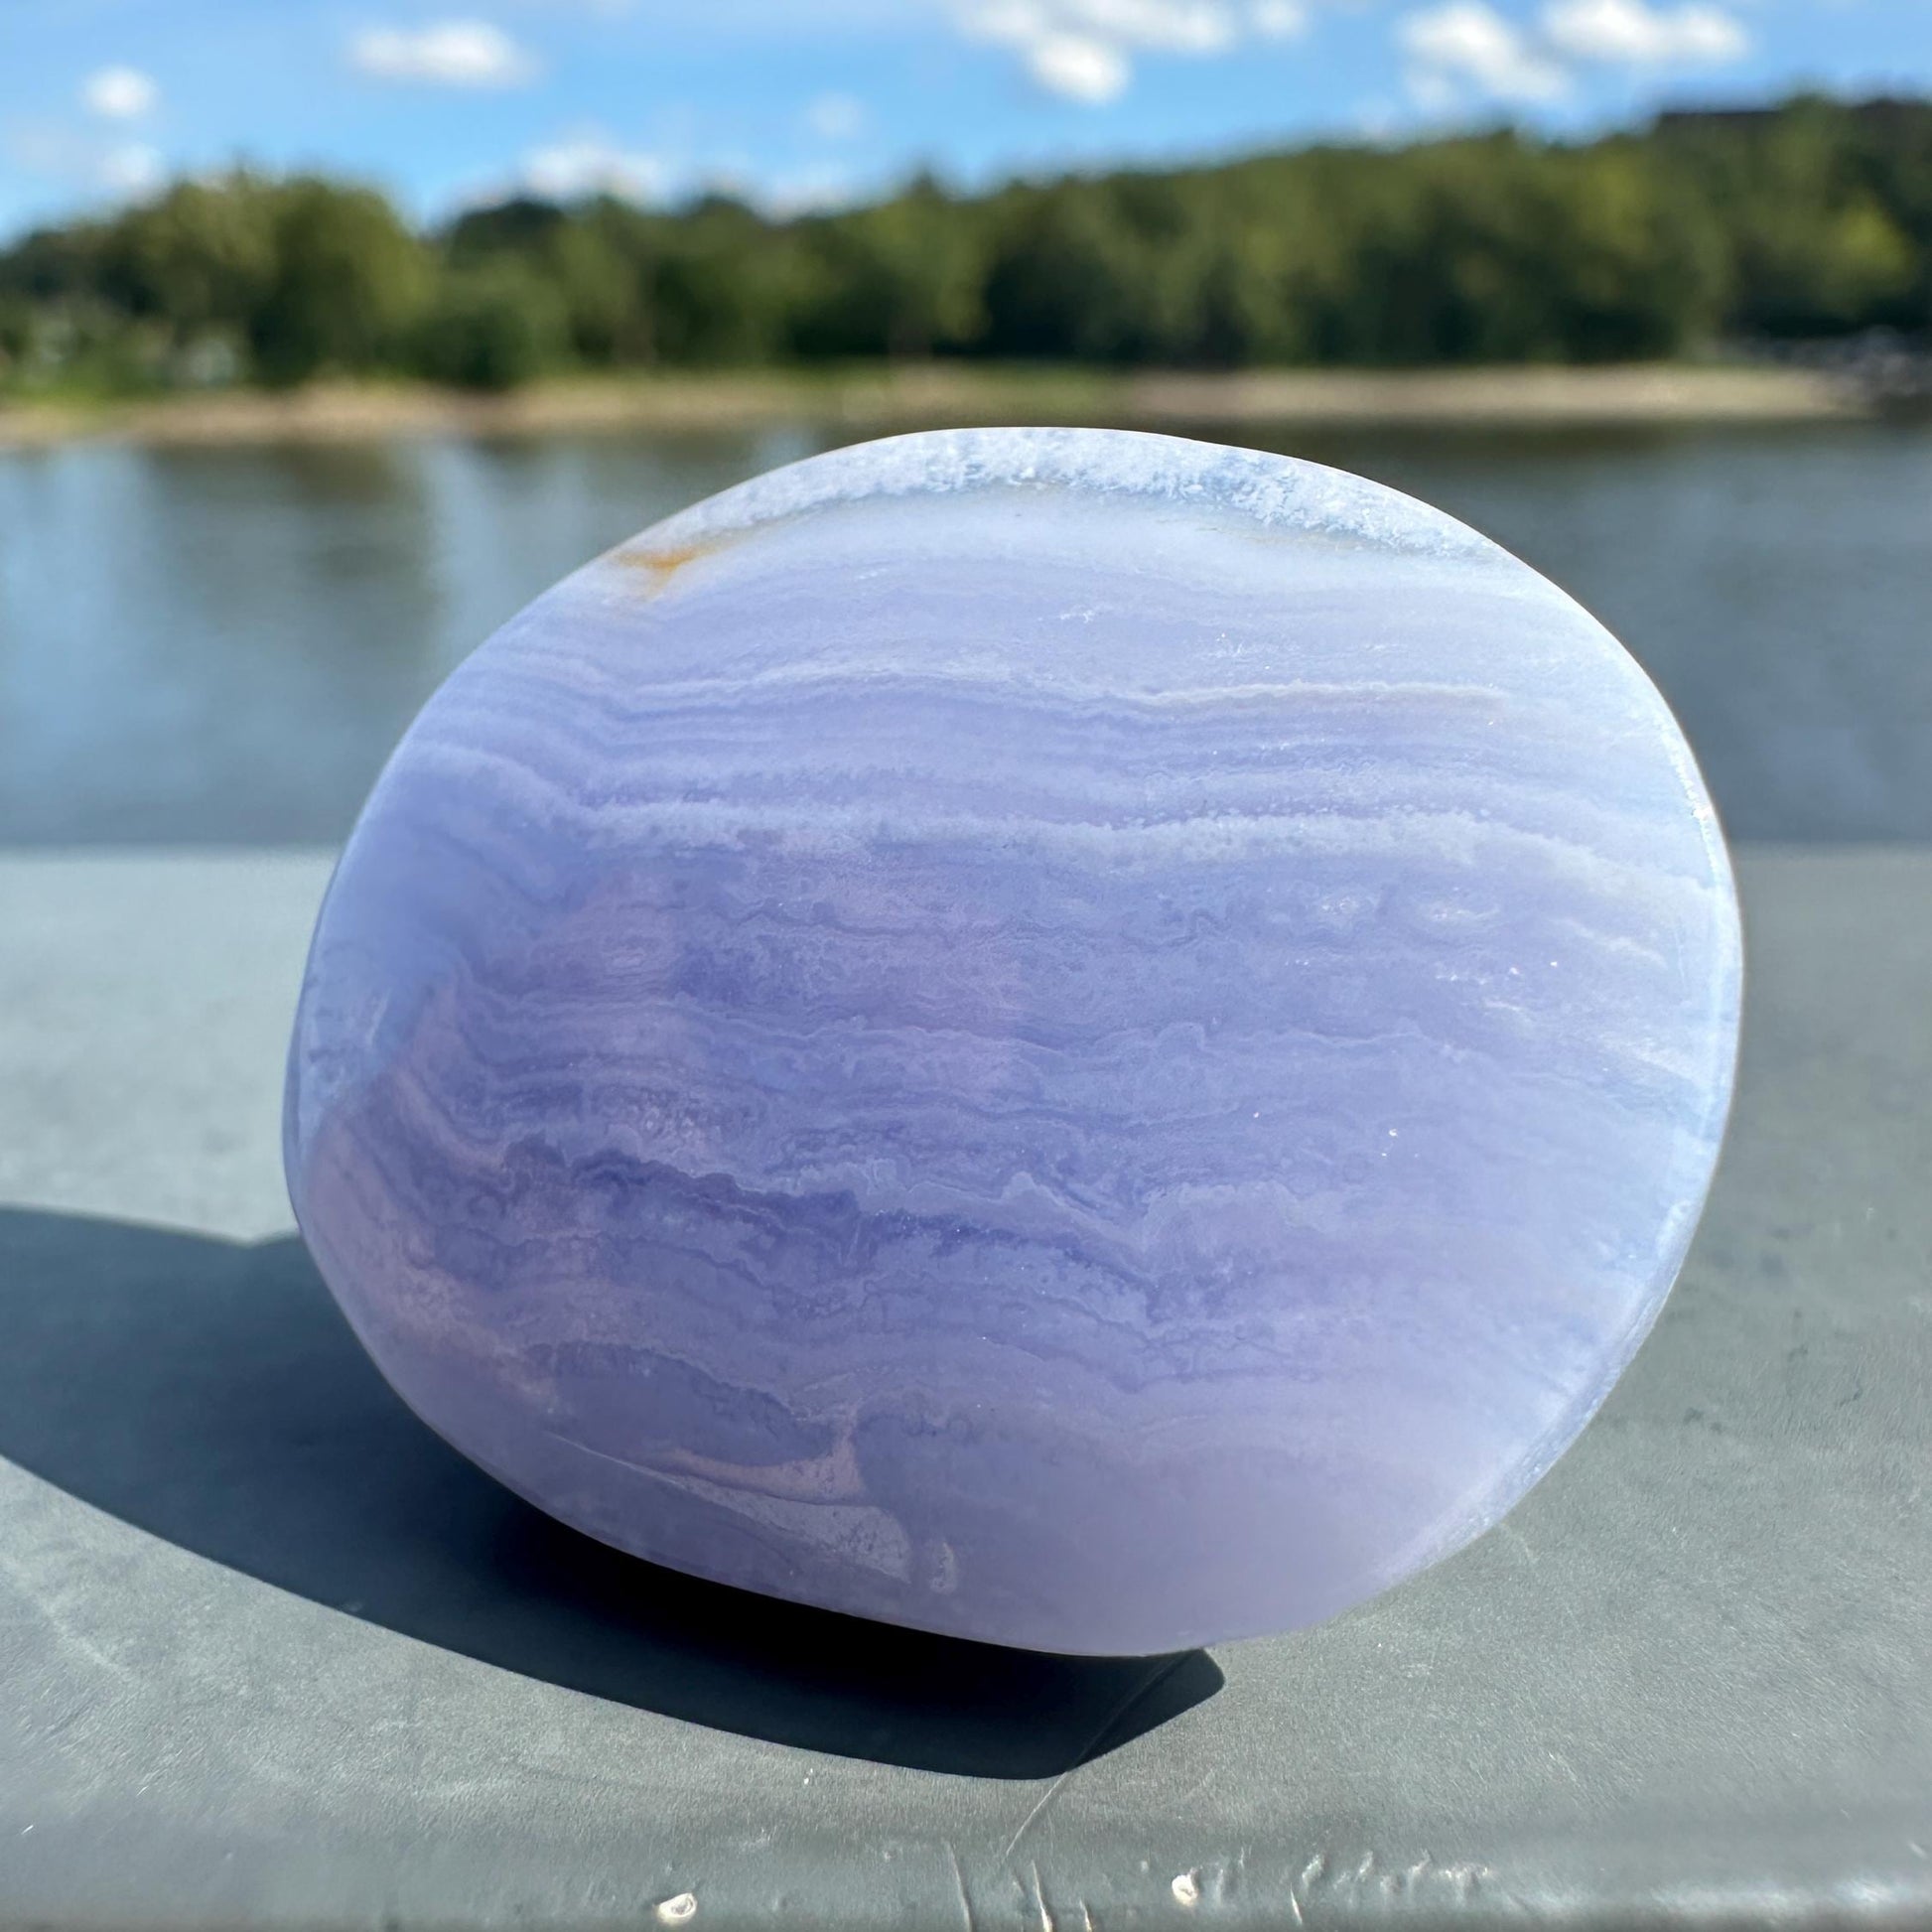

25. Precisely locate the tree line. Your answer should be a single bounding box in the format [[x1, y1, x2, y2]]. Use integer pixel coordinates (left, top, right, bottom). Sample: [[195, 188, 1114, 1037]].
[[2, 93, 1927, 393]]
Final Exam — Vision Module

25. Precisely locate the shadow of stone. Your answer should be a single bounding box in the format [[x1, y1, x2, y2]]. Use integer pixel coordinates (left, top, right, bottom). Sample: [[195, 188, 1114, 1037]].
[[0, 1206, 1220, 1778]]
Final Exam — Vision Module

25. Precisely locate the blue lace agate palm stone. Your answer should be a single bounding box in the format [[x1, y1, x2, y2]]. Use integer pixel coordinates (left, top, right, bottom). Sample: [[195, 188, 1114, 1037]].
[[286, 428, 1741, 1656]]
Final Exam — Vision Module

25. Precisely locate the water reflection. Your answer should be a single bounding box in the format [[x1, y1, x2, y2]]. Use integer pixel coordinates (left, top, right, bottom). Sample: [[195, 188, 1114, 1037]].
[[0, 419, 1925, 843]]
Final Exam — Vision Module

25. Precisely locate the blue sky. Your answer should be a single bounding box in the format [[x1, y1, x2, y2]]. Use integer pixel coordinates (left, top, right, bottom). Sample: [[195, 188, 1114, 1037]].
[[1, 0, 1926, 238]]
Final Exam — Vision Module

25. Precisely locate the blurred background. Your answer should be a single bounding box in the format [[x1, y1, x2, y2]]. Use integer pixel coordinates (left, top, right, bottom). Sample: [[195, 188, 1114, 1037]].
[[0, 1, 1926, 849]]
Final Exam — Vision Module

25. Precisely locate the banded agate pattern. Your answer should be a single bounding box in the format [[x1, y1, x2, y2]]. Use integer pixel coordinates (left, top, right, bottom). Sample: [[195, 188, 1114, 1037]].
[[286, 429, 1741, 1655]]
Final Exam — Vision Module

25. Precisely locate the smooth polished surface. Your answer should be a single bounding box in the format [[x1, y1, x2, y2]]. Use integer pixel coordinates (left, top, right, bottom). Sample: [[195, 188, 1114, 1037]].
[[285, 429, 1741, 1654], [4, 848, 1925, 1929]]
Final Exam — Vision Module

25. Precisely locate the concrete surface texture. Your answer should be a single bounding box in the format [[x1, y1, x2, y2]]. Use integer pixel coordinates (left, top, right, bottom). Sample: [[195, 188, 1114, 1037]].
[[0, 847, 1927, 1928]]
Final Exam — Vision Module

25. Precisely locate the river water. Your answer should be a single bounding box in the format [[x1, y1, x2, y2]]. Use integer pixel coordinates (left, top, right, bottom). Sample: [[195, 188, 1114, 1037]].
[[1, 419, 1926, 844]]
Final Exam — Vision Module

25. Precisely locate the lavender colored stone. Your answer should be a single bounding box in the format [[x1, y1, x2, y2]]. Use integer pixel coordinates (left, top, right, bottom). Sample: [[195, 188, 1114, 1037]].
[[285, 428, 1741, 1657]]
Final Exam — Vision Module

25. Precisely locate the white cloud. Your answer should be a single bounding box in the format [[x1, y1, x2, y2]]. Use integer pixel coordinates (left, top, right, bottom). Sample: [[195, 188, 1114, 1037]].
[[1403, 62, 1460, 109], [1396, 0, 1742, 117], [99, 141, 163, 195], [1028, 32, 1133, 98], [1073, 0, 1237, 54], [971, 0, 1237, 59], [350, 20, 538, 87], [82, 67, 158, 121], [959, 0, 1306, 103], [804, 91, 868, 140], [520, 131, 668, 201], [1542, 0, 1746, 65], [5, 119, 166, 201], [1398, 0, 1568, 101], [1251, 0, 1309, 39]]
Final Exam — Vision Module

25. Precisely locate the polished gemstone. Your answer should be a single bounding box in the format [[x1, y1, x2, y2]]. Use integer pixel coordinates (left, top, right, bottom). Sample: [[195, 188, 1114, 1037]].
[[285, 428, 1741, 1656]]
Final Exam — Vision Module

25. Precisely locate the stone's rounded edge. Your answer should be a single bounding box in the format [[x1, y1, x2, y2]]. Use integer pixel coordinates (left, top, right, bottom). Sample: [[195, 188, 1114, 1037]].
[[438, 1401, 1199, 1659], [1376, 788, 1743, 1601], [281, 849, 345, 1239], [607, 426, 1502, 570], [1499, 513, 1747, 1139], [1682, 729, 1747, 1174]]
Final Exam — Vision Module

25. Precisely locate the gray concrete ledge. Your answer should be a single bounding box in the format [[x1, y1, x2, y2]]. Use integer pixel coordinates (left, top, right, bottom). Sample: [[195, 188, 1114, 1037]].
[[0, 848, 1927, 1928]]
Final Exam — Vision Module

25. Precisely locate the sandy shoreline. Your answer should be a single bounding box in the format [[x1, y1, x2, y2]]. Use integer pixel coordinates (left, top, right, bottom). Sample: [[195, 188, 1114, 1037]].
[[0, 362, 1866, 450]]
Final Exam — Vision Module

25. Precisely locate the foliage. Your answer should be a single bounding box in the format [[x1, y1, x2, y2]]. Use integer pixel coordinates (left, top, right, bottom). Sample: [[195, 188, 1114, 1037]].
[[2, 95, 1928, 395], [0, 173, 430, 390], [413, 259, 567, 390], [249, 178, 432, 384]]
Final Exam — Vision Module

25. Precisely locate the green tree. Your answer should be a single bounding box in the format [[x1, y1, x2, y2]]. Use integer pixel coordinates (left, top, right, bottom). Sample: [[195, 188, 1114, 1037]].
[[791, 179, 987, 357], [250, 179, 431, 384], [979, 181, 1157, 360], [412, 259, 567, 389], [6, 96, 1932, 388], [646, 195, 803, 363], [97, 176, 278, 349]]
